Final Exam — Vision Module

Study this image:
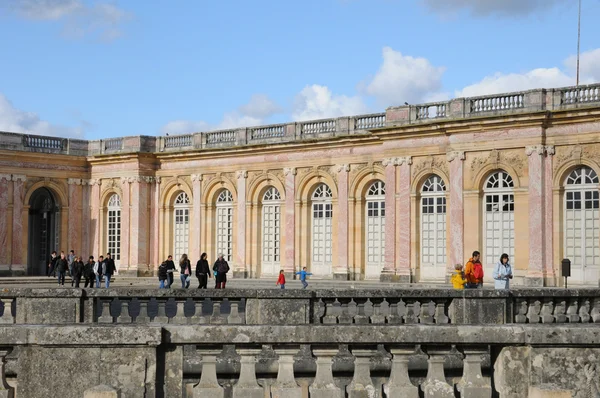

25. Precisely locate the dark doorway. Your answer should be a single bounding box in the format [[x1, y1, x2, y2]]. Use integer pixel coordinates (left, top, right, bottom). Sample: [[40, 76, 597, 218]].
[[28, 188, 59, 276]]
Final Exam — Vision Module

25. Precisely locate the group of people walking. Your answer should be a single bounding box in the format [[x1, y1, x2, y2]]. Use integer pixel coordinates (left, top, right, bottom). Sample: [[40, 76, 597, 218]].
[[47, 250, 116, 288], [451, 250, 513, 290], [157, 253, 230, 289]]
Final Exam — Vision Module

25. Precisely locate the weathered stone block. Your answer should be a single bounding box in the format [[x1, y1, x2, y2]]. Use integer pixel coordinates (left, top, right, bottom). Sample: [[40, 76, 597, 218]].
[[529, 386, 572, 398], [245, 298, 310, 324], [449, 298, 506, 324], [83, 385, 121, 398], [494, 347, 530, 398]]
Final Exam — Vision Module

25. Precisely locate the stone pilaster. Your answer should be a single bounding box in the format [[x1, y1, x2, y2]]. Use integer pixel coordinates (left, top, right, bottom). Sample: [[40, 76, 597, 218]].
[[232, 348, 263, 398], [90, 179, 102, 257], [119, 177, 130, 273], [283, 168, 296, 276], [525, 145, 546, 286], [151, 177, 161, 269], [0, 175, 11, 270], [67, 178, 82, 255], [335, 164, 350, 280], [544, 146, 556, 285], [457, 348, 492, 398], [347, 348, 378, 398], [193, 349, 223, 398], [11, 175, 26, 273], [397, 157, 412, 282], [271, 347, 301, 398], [235, 170, 247, 278], [191, 174, 203, 263], [0, 348, 14, 397], [309, 348, 342, 398], [81, 180, 92, 257], [447, 151, 465, 280], [128, 177, 150, 276], [384, 347, 419, 397], [381, 158, 397, 281]]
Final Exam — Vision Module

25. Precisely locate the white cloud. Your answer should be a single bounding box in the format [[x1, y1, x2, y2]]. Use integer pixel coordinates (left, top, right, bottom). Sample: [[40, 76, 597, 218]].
[[362, 47, 446, 106], [291, 84, 368, 121], [564, 48, 600, 84], [0, 93, 86, 138], [238, 94, 282, 119], [2, 0, 130, 41], [421, 0, 564, 17]]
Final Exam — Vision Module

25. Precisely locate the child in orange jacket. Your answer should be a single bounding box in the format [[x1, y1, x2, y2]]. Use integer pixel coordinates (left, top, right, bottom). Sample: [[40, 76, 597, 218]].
[[451, 264, 467, 289]]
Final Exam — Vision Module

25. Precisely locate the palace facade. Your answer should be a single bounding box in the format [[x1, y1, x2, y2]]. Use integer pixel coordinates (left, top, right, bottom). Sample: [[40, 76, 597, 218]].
[[0, 84, 599, 286]]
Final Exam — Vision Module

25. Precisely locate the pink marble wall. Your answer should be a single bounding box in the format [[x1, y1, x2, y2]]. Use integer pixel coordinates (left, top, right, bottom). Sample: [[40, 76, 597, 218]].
[[11, 177, 25, 269], [129, 179, 149, 269], [192, 176, 202, 262], [0, 176, 9, 267], [284, 169, 296, 273], [68, 182, 82, 254], [383, 162, 396, 274], [120, 179, 130, 272], [397, 160, 411, 277], [81, 183, 90, 256], [236, 171, 247, 273], [90, 182, 100, 256], [448, 152, 465, 271], [152, 179, 160, 266], [527, 146, 544, 279], [336, 166, 349, 276], [544, 148, 555, 279]]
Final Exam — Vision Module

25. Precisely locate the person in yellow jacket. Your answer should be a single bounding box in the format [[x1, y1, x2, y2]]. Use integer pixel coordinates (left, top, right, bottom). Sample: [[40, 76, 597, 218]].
[[451, 264, 467, 289]]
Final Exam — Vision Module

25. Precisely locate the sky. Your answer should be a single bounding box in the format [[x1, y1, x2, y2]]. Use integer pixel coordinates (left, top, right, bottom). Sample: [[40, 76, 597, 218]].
[[0, 0, 599, 140]]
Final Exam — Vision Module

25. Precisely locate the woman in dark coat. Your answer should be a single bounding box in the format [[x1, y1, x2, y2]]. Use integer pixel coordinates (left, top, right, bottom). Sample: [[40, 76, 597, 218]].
[[179, 254, 192, 289], [213, 254, 230, 289], [195, 252, 211, 289]]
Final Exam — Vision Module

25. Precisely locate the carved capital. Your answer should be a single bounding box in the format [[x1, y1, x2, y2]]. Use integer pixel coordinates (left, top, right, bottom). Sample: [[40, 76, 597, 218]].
[[446, 151, 465, 162], [11, 174, 26, 182], [191, 174, 203, 182], [525, 145, 546, 156], [283, 167, 297, 176], [67, 178, 82, 185], [545, 145, 555, 156], [396, 156, 412, 166], [0, 174, 12, 182], [382, 158, 396, 167], [155, 176, 161, 184], [120, 177, 130, 185], [236, 170, 248, 179], [336, 164, 350, 173]]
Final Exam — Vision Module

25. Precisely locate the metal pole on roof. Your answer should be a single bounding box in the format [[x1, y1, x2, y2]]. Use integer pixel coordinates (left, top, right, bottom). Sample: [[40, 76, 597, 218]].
[[576, 0, 582, 86]]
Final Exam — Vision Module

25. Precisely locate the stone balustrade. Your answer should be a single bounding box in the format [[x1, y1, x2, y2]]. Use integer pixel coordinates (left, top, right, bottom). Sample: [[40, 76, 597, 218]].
[[2, 83, 600, 156]]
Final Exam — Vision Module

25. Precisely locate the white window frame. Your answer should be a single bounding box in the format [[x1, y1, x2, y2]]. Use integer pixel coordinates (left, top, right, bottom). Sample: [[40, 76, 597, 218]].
[[173, 192, 191, 262], [483, 171, 514, 278], [420, 175, 447, 281], [107, 194, 122, 263], [365, 181, 386, 280], [261, 187, 282, 276], [311, 183, 333, 276], [564, 167, 600, 285], [216, 189, 233, 263]]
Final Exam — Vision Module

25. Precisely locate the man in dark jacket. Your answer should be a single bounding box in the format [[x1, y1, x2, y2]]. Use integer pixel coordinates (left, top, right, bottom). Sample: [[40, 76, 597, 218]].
[[102, 253, 116, 288], [47, 251, 58, 277], [83, 256, 95, 288], [158, 262, 168, 288], [71, 256, 84, 288], [213, 254, 230, 289], [195, 253, 211, 289], [165, 255, 176, 288], [55, 251, 69, 286]]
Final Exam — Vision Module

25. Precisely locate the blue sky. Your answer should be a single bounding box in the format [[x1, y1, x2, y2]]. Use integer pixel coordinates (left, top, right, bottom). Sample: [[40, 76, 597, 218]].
[[0, 0, 599, 139]]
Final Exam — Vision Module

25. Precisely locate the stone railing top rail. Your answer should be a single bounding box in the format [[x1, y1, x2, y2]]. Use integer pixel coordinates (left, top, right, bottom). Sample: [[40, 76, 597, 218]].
[[0, 83, 599, 156]]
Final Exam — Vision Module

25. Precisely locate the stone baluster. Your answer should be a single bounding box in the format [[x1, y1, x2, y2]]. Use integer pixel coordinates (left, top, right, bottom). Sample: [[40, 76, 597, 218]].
[[553, 299, 567, 323], [271, 347, 302, 398], [419, 300, 434, 324], [540, 298, 555, 323], [173, 300, 187, 325], [591, 298, 600, 323], [579, 298, 591, 323], [227, 299, 242, 324], [383, 347, 418, 398], [136, 300, 150, 323], [117, 300, 132, 324], [338, 298, 353, 324], [526, 299, 541, 324], [457, 348, 491, 398], [309, 347, 342, 398], [347, 348, 378, 398], [354, 298, 369, 324], [191, 299, 207, 324], [232, 348, 263, 398], [421, 349, 454, 397], [98, 300, 113, 324], [152, 300, 169, 324], [321, 298, 338, 324], [403, 300, 419, 324], [0, 299, 14, 324], [193, 349, 224, 398], [386, 298, 402, 324], [0, 348, 14, 398], [566, 299, 580, 323], [514, 298, 528, 323], [210, 300, 226, 324], [434, 299, 449, 324], [370, 298, 386, 324]]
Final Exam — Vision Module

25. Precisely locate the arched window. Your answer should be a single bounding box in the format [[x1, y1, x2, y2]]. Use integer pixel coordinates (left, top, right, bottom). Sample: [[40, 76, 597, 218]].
[[173, 192, 190, 262], [564, 167, 599, 284], [216, 189, 233, 262], [311, 183, 333, 275], [484, 171, 514, 269], [107, 194, 121, 262], [365, 181, 385, 279], [420, 175, 447, 280], [261, 187, 282, 276]]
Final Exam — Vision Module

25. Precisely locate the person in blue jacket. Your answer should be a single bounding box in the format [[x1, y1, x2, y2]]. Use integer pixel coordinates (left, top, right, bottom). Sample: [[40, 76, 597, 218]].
[[296, 267, 312, 289], [493, 253, 513, 289]]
